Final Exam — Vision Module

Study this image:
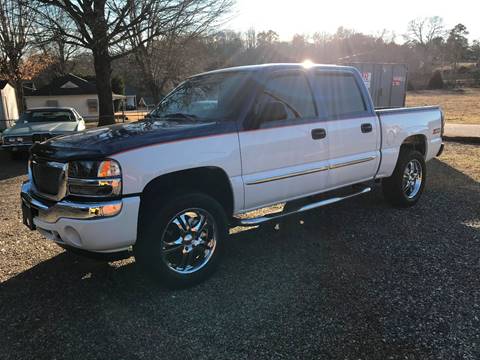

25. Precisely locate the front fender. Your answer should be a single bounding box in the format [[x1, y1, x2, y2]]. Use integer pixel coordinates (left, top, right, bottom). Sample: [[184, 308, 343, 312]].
[[111, 133, 245, 213]]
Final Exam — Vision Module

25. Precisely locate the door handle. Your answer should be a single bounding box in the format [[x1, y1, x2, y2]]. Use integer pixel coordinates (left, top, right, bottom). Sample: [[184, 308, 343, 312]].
[[311, 128, 326, 140], [361, 123, 373, 133]]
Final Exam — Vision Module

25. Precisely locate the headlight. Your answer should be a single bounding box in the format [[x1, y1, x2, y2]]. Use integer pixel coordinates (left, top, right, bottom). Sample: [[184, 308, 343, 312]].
[[67, 159, 122, 198]]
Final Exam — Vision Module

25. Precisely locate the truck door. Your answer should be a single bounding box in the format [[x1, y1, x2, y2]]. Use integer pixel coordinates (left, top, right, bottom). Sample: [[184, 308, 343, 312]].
[[239, 70, 330, 211], [312, 70, 380, 189]]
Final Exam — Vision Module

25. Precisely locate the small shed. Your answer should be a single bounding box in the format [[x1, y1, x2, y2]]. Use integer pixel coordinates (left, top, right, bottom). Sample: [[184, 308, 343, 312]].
[[0, 80, 19, 130], [24, 74, 125, 120]]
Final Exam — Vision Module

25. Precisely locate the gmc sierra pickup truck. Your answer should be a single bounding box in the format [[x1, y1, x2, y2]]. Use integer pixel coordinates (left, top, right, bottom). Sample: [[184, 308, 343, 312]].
[[21, 63, 444, 287]]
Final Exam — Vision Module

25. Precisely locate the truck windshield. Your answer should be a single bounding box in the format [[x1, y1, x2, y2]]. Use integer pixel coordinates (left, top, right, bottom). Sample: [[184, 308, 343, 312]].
[[149, 72, 251, 122], [20, 110, 75, 123]]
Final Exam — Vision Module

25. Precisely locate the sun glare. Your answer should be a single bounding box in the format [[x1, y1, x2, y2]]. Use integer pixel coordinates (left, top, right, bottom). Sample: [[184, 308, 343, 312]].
[[302, 59, 314, 68]]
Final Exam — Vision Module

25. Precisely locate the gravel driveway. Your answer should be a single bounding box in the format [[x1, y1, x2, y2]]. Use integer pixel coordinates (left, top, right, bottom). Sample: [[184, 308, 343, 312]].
[[0, 143, 479, 359]]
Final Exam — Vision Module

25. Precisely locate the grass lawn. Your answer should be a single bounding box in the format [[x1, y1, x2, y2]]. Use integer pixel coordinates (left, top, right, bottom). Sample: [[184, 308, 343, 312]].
[[406, 88, 480, 125]]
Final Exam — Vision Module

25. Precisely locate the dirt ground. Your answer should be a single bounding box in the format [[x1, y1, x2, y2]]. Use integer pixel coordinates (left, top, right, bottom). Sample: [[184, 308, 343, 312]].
[[0, 142, 479, 359], [406, 88, 480, 125]]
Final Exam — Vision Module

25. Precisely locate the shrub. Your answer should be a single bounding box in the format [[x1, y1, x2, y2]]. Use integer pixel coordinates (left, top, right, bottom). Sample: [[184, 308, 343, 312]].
[[428, 71, 444, 89]]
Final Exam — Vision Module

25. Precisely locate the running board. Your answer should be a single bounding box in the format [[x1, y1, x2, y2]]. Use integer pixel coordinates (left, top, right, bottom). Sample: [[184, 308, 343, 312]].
[[233, 186, 371, 226]]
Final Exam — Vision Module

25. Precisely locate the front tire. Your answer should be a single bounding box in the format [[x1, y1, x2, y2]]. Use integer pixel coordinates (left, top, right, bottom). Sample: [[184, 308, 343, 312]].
[[134, 192, 228, 288], [382, 149, 426, 207]]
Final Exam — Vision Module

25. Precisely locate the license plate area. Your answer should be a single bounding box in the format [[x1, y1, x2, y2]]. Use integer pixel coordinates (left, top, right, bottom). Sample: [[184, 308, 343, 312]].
[[22, 200, 38, 230]]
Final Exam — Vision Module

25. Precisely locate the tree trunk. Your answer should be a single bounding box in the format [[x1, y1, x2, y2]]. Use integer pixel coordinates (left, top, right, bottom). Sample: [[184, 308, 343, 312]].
[[14, 80, 24, 114], [93, 48, 115, 126], [134, 46, 162, 104], [149, 79, 163, 104], [10, 64, 24, 114]]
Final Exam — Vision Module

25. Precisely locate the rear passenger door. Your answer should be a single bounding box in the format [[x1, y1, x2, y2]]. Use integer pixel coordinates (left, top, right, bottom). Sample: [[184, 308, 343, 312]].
[[239, 70, 330, 211], [312, 71, 380, 188]]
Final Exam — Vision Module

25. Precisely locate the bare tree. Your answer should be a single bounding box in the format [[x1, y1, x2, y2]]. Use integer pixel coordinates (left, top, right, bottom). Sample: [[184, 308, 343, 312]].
[[128, 0, 233, 103], [256, 30, 279, 47], [0, 0, 34, 112], [292, 34, 307, 48], [404, 17, 446, 77], [245, 28, 256, 49], [125, 35, 202, 103], [33, 6, 79, 76], [33, 0, 221, 126], [405, 17, 445, 48]]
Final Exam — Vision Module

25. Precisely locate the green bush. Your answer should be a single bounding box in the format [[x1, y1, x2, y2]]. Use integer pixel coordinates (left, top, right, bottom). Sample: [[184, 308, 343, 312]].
[[428, 71, 444, 89]]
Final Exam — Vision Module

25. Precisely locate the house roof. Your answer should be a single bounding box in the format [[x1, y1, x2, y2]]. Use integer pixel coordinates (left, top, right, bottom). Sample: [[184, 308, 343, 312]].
[[27, 73, 122, 97]]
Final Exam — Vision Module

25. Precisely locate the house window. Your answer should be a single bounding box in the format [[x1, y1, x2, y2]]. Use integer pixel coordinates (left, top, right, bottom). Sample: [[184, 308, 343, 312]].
[[87, 99, 98, 113], [45, 100, 59, 107]]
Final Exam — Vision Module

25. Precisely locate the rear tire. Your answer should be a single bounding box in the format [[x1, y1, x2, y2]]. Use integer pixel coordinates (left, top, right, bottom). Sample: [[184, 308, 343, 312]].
[[382, 149, 426, 207], [134, 192, 228, 288]]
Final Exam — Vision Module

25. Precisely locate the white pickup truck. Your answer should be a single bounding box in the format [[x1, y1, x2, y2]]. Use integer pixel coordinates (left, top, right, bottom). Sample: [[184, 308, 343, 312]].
[[21, 63, 444, 287]]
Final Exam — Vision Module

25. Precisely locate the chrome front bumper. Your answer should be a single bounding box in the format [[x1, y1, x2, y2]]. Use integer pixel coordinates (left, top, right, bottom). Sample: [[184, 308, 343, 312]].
[[1, 143, 32, 151], [21, 181, 122, 223]]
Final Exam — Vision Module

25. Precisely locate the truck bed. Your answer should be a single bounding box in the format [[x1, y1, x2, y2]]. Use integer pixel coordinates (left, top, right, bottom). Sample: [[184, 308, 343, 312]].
[[375, 105, 443, 178]]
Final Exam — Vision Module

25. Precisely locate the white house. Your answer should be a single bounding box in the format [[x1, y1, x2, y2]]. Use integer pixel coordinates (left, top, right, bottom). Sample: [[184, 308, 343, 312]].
[[0, 80, 19, 130], [24, 74, 125, 120]]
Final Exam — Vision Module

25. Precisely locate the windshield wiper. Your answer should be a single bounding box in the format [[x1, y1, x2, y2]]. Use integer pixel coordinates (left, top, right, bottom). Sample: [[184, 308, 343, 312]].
[[158, 113, 198, 121]]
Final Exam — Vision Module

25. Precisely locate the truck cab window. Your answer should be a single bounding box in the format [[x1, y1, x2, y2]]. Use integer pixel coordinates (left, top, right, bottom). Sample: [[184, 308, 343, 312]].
[[315, 73, 367, 118], [256, 73, 316, 122]]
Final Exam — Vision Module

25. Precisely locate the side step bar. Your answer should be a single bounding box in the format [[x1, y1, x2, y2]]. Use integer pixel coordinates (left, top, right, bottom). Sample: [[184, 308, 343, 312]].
[[233, 186, 371, 226]]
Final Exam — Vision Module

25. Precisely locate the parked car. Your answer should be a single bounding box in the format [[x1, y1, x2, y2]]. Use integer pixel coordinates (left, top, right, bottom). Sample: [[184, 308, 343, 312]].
[[1, 107, 85, 158], [20, 64, 444, 287]]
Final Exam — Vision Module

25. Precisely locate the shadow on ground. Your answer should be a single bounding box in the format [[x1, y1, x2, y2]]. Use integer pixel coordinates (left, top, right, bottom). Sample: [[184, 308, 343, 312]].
[[0, 158, 479, 359], [0, 150, 28, 180]]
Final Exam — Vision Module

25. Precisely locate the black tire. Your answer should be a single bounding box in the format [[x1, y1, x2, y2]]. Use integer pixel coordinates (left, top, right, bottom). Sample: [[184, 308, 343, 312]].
[[134, 192, 228, 288], [382, 149, 426, 207]]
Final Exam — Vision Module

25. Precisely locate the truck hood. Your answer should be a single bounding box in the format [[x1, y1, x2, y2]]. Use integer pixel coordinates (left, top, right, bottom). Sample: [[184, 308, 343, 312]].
[[30, 119, 235, 161], [4, 121, 78, 136]]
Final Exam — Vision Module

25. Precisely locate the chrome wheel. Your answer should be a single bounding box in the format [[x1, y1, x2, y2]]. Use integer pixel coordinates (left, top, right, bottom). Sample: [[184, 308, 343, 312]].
[[402, 159, 423, 199], [161, 208, 217, 274]]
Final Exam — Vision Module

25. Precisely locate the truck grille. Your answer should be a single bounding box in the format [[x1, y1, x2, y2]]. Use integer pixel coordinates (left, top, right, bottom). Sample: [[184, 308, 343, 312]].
[[3, 135, 32, 144], [31, 157, 67, 199], [32, 133, 53, 143]]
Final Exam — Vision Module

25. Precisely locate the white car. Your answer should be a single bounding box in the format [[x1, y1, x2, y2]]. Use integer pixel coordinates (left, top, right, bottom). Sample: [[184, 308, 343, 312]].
[[20, 64, 444, 287], [1, 107, 85, 158]]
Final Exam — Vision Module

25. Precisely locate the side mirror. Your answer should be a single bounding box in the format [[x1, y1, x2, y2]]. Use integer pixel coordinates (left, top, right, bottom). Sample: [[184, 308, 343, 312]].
[[256, 101, 288, 124]]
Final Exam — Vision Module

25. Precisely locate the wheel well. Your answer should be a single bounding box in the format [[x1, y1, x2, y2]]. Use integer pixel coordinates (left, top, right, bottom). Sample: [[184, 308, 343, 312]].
[[400, 134, 427, 157], [140, 167, 234, 216]]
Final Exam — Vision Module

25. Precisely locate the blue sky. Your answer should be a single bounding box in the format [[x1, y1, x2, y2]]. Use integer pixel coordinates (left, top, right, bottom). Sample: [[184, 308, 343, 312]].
[[226, 0, 480, 42]]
